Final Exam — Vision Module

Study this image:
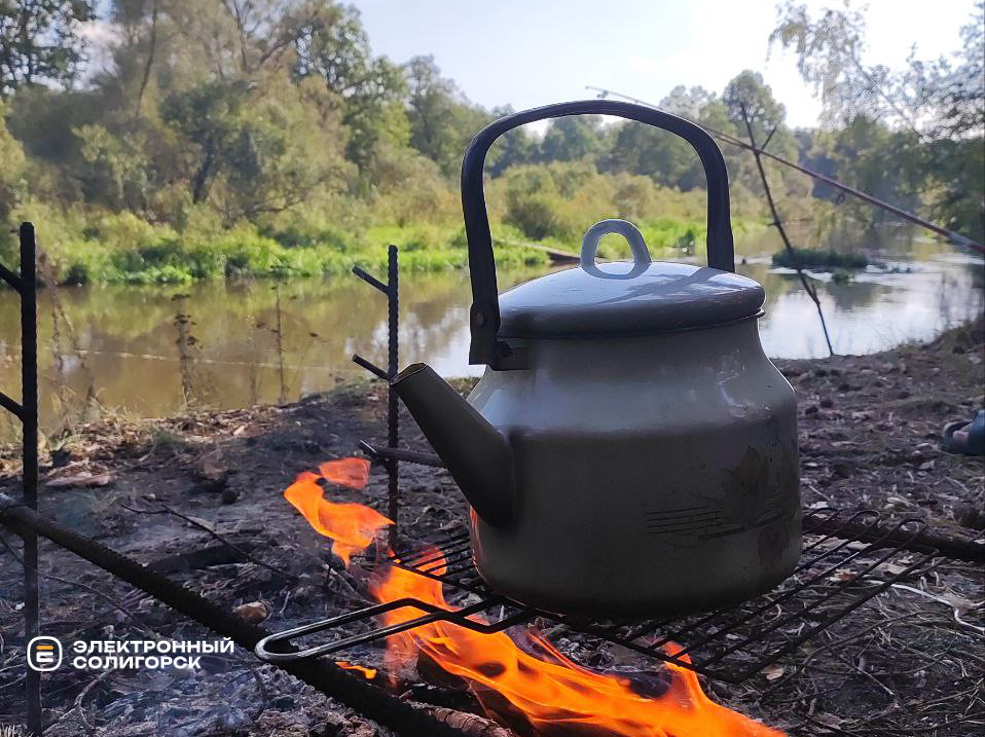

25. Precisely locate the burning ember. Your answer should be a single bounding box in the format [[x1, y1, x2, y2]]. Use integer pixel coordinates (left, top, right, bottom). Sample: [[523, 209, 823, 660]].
[[286, 458, 786, 736], [335, 660, 378, 680]]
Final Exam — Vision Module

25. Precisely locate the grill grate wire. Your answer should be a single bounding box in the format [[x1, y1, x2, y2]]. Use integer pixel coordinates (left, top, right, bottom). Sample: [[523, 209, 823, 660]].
[[256, 508, 940, 683]]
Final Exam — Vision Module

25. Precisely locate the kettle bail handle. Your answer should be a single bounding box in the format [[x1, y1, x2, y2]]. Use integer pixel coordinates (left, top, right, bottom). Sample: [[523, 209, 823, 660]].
[[580, 219, 651, 279], [462, 100, 735, 369]]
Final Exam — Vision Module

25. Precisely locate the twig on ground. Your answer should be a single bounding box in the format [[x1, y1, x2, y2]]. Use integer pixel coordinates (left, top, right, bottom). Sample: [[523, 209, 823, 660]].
[[890, 583, 985, 633], [68, 668, 116, 731], [121, 502, 298, 581]]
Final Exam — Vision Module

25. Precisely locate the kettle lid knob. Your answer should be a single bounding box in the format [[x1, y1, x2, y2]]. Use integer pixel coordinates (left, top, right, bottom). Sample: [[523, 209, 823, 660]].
[[580, 219, 652, 280]]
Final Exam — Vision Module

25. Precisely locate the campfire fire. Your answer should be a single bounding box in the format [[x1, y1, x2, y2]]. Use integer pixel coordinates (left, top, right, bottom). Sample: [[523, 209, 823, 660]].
[[284, 458, 390, 565], [286, 458, 786, 736]]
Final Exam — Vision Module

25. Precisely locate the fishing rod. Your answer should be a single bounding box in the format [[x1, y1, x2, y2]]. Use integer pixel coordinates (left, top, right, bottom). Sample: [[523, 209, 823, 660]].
[[586, 86, 985, 255]]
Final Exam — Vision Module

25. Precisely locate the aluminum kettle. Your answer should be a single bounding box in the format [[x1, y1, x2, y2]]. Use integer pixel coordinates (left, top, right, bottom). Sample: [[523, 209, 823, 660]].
[[392, 100, 801, 617]]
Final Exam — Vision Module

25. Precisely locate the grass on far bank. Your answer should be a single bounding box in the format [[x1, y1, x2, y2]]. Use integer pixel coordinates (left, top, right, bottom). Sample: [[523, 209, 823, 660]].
[[7, 208, 754, 286], [8, 209, 553, 285]]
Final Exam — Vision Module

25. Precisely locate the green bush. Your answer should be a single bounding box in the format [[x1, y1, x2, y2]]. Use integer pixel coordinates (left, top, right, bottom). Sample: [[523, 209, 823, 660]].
[[505, 193, 571, 240], [772, 247, 868, 270], [61, 262, 89, 286], [268, 223, 349, 251]]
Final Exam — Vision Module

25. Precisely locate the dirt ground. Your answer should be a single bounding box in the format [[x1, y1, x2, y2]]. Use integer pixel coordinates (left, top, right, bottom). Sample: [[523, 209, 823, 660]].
[[0, 319, 982, 737]]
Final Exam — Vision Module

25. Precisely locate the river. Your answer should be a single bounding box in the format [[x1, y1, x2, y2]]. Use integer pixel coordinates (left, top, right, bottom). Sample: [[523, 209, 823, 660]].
[[0, 227, 981, 435]]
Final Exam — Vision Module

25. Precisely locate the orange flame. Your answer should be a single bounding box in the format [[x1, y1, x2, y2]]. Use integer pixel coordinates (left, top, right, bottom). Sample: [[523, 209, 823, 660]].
[[319, 457, 372, 489], [284, 458, 391, 565], [335, 660, 378, 680], [286, 459, 786, 736], [371, 550, 784, 737]]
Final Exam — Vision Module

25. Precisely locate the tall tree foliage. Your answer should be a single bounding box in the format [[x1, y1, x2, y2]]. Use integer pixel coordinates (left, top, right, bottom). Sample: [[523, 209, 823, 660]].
[[0, 0, 980, 253], [927, 2, 984, 136], [541, 115, 607, 162], [770, 0, 984, 240], [721, 71, 808, 205], [0, 0, 94, 98], [0, 102, 24, 227], [290, 1, 407, 170], [405, 55, 492, 176], [11, 0, 358, 224]]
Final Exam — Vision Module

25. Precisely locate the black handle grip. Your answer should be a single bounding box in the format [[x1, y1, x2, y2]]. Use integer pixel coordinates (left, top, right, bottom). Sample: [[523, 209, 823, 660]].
[[462, 100, 735, 369]]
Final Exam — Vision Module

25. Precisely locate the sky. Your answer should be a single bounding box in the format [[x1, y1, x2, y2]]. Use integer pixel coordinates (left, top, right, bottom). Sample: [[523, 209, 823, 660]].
[[348, 0, 980, 129]]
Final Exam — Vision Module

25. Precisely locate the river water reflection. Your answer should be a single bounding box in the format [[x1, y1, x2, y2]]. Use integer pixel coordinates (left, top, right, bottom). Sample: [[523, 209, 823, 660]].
[[0, 232, 981, 434]]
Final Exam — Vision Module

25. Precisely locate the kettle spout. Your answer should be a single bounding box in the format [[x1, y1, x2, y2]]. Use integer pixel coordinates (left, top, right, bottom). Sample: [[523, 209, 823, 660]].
[[391, 364, 515, 527]]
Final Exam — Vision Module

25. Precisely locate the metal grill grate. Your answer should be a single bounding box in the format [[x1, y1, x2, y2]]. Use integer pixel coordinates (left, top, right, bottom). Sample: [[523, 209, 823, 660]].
[[570, 509, 939, 681], [255, 508, 941, 683]]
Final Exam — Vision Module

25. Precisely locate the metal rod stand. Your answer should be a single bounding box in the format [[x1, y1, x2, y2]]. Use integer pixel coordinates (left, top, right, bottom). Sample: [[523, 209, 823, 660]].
[[0, 223, 41, 735], [351, 247, 400, 547], [385, 246, 399, 549]]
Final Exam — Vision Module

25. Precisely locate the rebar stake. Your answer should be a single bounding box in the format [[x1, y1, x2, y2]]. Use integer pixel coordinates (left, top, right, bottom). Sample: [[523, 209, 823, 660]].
[[352, 247, 400, 548], [21, 223, 40, 737], [385, 246, 399, 550], [0, 223, 42, 735]]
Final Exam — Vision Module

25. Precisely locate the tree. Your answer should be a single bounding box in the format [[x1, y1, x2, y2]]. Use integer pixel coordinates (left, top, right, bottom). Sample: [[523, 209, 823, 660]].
[[604, 87, 716, 189], [540, 115, 607, 163], [0, 101, 24, 237], [723, 70, 788, 142], [770, 0, 984, 136], [770, 0, 985, 240], [720, 70, 808, 210], [926, 137, 984, 240], [486, 105, 537, 176], [926, 2, 984, 137], [824, 116, 925, 219], [75, 122, 152, 211], [607, 121, 692, 187], [660, 85, 715, 119], [161, 74, 348, 220], [290, 1, 408, 171], [0, 0, 94, 98], [768, 1, 884, 126], [405, 55, 492, 176]]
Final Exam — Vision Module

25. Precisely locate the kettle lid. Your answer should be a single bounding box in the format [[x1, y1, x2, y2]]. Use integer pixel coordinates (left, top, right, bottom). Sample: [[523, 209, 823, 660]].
[[498, 220, 764, 339]]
